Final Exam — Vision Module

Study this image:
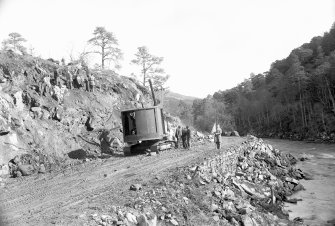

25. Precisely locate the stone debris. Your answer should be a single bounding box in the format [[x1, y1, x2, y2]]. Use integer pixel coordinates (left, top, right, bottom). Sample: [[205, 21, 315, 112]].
[[130, 184, 142, 191], [169, 219, 178, 225], [213, 215, 220, 221], [298, 153, 313, 161], [125, 212, 137, 225], [18, 164, 35, 176], [98, 135, 307, 225], [84, 135, 308, 225]]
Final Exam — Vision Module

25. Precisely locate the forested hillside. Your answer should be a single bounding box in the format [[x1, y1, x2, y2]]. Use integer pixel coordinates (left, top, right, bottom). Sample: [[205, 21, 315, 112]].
[[194, 23, 335, 142], [163, 91, 196, 126]]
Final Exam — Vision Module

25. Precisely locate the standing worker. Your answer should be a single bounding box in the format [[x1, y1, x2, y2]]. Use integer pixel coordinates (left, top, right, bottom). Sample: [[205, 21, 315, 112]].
[[88, 73, 95, 92], [84, 77, 89, 92], [82, 62, 91, 92], [54, 68, 61, 86], [43, 74, 51, 96], [181, 127, 187, 149], [175, 125, 182, 149], [67, 66, 73, 89], [214, 128, 222, 149], [61, 65, 72, 89], [186, 126, 191, 149]]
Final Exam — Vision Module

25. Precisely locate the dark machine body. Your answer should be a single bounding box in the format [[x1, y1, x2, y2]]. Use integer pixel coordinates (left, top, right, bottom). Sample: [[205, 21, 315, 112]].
[[121, 80, 173, 155]]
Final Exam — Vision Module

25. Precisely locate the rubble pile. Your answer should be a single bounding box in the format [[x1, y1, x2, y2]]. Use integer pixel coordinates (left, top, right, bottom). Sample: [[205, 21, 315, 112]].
[[87, 135, 308, 225], [191, 131, 214, 144]]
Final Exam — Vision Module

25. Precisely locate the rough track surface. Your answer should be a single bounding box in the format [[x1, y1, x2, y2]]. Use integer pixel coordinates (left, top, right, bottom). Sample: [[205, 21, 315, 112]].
[[0, 137, 244, 225]]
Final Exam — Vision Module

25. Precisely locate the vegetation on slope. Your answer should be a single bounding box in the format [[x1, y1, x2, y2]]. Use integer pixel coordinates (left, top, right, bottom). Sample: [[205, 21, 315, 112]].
[[193, 23, 335, 142]]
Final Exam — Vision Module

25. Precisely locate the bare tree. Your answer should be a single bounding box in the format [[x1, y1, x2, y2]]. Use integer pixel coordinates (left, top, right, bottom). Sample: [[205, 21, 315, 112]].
[[2, 32, 27, 54], [131, 46, 169, 89], [88, 27, 122, 69]]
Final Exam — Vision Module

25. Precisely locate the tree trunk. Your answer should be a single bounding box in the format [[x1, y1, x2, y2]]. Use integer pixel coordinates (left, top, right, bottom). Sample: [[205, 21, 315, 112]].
[[142, 61, 146, 86], [308, 102, 312, 128], [321, 110, 327, 132], [101, 46, 105, 69], [298, 78, 305, 127], [325, 77, 335, 115], [302, 93, 307, 127]]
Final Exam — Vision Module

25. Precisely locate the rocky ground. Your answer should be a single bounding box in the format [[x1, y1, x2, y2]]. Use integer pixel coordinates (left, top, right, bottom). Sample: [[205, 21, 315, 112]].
[[0, 137, 242, 225], [1, 51, 334, 226], [0, 50, 171, 178], [0, 136, 320, 226], [264, 139, 335, 226]]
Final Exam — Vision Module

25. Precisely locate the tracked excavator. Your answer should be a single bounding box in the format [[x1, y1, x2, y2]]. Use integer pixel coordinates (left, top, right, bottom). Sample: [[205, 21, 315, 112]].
[[121, 80, 174, 156]]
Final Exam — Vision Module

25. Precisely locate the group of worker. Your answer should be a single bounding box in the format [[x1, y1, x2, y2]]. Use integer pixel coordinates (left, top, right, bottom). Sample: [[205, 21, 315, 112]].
[[54, 61, 96, 92], [33, 59, 96, 101], [173, 126, 223, 150], [175, 125, 191, 149]]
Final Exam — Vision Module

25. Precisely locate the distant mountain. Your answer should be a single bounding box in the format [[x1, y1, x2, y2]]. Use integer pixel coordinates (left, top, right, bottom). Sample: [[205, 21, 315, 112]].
[[164, 91, 199, 101], [163, 91, 198, 125]]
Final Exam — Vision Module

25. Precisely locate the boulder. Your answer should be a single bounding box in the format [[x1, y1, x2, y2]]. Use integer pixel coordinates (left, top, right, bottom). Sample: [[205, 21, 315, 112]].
[[299, 153, 312, 161], [223, 188, 235, 200], [38, 164, 46, 174], [211, 203, 219, 211], [232, 131, 240, 136], [130, 184, 142, 191], [125, 213, 137, 225], [137, 214, 157, 226], [0, 164, 9, 176], [18, 164, 35, 176], [0, 116, 10, 134], [302, 172, 313, 180], [13, 155, 21, 164], [13, 91, 24, 111], [31, 107, 42, 119], [16, 170, 22, 177], [41, 109, 50, 120], [293, 183, 305, 192], [0, 133, 27, 166], [11, 115, 23, 128], [222, 201, 235, 212], [241, 215, 256, 226], [285, 177, 299, 185], [170, 219, 178, 226]]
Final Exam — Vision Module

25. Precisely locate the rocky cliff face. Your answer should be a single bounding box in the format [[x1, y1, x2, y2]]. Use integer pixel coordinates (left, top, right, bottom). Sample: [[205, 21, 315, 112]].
[[0, 51, 154, 173]]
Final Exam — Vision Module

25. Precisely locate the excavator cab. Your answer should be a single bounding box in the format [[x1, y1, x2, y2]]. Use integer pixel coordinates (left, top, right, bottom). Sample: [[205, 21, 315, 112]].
[[122, 106, 166, 142], [121, 106, 172, 155]]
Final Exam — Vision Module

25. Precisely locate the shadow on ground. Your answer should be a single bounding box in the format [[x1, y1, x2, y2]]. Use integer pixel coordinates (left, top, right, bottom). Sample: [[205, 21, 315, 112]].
[[68, 149, 126, 160]]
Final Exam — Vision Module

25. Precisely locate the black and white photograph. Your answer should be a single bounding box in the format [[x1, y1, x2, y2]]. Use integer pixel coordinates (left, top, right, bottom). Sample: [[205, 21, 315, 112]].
[[0, 0, 334, 225]]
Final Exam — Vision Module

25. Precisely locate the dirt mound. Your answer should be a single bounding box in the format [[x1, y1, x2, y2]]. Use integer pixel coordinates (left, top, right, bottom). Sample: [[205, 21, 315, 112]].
[[0, 51, 153, 178]]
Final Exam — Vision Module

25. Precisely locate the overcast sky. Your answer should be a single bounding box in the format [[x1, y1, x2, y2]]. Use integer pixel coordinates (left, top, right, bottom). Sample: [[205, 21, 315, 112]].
[[0, 0, 334, 98]]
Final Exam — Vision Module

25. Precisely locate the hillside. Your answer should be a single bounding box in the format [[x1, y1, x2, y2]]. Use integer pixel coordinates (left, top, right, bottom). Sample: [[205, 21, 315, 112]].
[[164, 91, 198, 101], [0, 50, 166, 169], [193, 23, 335, 142], [163, 91, 198, 126]]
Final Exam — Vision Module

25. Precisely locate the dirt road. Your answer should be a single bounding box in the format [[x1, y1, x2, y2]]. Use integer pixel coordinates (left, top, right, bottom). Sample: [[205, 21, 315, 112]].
[[0, 137, 244, 225], [264, 139, 335, 226], [2, 137, 334, 225]]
